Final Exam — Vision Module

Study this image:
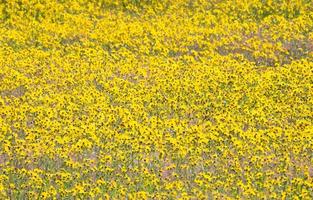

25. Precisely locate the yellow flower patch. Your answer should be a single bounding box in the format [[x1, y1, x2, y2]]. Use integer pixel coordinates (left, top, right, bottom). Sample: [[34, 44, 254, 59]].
[[0, 0, 312, 199]]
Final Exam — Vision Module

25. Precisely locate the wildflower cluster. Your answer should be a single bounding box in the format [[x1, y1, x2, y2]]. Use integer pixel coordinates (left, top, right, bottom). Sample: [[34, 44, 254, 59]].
[[0, 0, 312, 199]]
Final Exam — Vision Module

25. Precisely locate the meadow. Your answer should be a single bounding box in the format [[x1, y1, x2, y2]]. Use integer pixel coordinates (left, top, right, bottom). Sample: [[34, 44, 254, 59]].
[[0, 0, 312, 199]]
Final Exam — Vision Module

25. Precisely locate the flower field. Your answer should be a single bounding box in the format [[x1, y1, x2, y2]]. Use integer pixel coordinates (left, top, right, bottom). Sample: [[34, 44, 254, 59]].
[[0, 0, 313, 199]]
